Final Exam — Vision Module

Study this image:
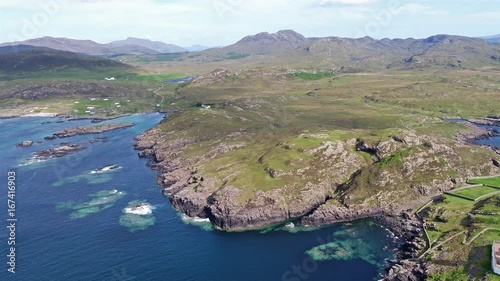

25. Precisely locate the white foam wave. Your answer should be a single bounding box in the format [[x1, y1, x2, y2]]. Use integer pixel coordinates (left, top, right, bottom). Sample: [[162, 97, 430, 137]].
[[181, 214, 210, 223], [18, 157, 51, 167], [123, 203, 154, 215], [90, 164, 121, 174]]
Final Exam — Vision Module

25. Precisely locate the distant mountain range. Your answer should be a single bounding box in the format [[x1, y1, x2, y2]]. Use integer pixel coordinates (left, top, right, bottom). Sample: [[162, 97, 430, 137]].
[[185, 45, 212, 52], [1, 30, 499, 71], [480, 35, 500, 44], [196, 30, 500, 70], [109, 37, 187, 53], [0, 36, 187, 56]]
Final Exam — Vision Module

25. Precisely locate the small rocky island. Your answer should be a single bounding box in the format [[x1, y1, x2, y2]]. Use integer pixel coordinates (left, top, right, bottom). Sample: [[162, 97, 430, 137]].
[[34, 143, 86, 159], [45, 122, 134, 139], [16, 140, 34, 147]]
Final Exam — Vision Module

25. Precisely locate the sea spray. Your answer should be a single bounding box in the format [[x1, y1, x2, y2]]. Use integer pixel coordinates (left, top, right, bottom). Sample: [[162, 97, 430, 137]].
[[119, 200, 156, 232], [180, 214, 214, 231]]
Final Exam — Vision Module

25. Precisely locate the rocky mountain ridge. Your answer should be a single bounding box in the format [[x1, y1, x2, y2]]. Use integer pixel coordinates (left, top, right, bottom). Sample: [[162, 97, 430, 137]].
[[198, 31, 500, 69], [0, 36, 185, 56]]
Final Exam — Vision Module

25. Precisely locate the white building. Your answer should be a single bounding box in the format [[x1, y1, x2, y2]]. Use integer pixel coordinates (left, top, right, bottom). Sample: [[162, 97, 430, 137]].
[[493, 241, 500, 275]]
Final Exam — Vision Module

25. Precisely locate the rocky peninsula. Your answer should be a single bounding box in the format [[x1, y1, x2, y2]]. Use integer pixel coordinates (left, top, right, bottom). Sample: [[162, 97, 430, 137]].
[[134, 112, 500, 281], [46, 122, 134, 139], [135, 122, 499, 233]]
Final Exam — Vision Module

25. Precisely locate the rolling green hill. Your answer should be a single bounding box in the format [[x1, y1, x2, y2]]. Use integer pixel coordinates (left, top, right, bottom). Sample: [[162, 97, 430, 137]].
[[0, 46, 135, 80], [0, 36, 161, 56]]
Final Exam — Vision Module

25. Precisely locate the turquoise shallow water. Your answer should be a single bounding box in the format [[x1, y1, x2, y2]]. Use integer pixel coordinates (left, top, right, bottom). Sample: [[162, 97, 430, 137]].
[[0, 113, 399, 281]]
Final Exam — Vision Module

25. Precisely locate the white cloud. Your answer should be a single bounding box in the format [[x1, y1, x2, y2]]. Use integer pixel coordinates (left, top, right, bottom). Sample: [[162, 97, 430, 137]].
[[387, 2, 448, 17], [318, 0, 377, 5]]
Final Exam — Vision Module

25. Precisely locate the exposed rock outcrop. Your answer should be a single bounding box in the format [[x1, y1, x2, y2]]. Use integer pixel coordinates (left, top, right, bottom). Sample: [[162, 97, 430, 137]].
[[47, 122, 134, 139], [457, 122, 496, 143], [469, 116, 500, 126], [301, 203, 383, 226], [136, 123, 499, 232], [383, 260, 427, 281], [342, 132, 499, 210], [135, 127, 368, 231], [16, 140, 33, 147], [34, 143, 86, 158], [378, 211, 429, 281]]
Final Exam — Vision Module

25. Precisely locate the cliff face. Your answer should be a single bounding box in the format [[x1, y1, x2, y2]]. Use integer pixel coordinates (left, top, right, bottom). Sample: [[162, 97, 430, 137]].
[[135, 128, 369, 230], [135, 124, 499, 231], [301, 204, 383, 226]]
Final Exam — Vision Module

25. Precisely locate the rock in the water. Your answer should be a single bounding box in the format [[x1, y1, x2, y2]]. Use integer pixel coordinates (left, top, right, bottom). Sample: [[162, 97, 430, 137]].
[[34, 143, 86, 158], [16, 140, 33, 147], [46, 122, 134, 139]]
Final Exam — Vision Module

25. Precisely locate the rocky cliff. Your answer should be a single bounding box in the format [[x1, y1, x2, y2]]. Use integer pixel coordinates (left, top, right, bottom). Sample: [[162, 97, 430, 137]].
[[135, 123, 499, 232], [135, 128, 369, 230]]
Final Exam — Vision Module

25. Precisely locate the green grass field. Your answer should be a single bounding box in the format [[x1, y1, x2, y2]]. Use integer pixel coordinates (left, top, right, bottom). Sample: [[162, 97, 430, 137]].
[[468, 176, 500, 188], [450, 186, 500, 200], [423, 194, 500, 280]]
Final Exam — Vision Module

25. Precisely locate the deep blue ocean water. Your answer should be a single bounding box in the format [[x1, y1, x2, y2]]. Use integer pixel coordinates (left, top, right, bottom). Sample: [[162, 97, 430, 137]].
[[0, 113, 401, 281]]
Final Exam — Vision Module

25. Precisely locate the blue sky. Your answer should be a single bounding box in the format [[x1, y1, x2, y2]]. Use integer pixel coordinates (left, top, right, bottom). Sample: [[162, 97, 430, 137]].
[[0, 0, 498, 46]]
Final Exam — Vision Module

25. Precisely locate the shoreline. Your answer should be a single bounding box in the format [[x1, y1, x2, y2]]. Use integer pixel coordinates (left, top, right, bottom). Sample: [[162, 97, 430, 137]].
[[454, 118, 500, 144]]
